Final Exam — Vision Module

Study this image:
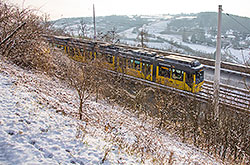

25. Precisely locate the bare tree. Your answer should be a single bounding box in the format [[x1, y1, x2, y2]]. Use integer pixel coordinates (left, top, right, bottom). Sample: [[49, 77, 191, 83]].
[[56, 44, 111, 119], [136, 28, 149, 48], [78, 19, 89, 39], [64, 60, 95, 120], [98, 27, 120, 44]]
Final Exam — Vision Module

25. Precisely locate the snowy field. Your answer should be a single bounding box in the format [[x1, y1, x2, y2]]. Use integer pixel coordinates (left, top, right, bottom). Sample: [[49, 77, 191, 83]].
[[0, 60, 221, 164]]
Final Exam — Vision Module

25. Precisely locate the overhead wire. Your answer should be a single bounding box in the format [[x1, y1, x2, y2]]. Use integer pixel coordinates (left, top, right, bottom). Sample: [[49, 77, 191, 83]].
[[221, 12, 250, 63], [225, 13, 250, 33]]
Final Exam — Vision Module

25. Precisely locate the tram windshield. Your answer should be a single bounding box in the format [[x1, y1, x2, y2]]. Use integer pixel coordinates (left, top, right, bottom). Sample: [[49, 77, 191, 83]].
[[196, 70, 204, 84]]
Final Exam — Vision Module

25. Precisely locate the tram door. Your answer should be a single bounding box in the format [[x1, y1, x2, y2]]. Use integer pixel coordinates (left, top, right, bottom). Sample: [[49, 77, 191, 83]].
[[185, 72, 193, 92]]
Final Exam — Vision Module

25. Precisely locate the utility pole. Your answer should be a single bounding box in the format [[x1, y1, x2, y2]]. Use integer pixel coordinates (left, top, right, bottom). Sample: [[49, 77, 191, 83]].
[[214, 5, 222, 119], [93, 4, 96, 40]]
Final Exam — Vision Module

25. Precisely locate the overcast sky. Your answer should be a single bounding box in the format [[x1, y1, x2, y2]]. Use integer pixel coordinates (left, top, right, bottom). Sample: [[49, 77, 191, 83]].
[[8, 0, 250, 20]]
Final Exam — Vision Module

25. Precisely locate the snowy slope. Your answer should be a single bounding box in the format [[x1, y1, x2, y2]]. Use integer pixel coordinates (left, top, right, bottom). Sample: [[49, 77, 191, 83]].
[[0, 60, 222, 164]]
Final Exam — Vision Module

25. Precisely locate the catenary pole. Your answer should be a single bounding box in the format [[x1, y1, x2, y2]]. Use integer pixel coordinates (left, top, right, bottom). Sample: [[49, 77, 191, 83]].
[[214, 5, 222, 119], [93, 4, 96, 40]]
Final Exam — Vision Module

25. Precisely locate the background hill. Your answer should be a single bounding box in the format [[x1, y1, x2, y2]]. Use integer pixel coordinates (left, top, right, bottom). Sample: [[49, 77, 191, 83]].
[[52, 12, 250, 64], [168, 12, 250, 33]]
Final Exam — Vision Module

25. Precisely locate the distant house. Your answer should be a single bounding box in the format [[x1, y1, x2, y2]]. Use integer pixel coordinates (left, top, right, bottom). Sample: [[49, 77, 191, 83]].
[[246, 36, 250, 41], [227, 35, 236, 40]]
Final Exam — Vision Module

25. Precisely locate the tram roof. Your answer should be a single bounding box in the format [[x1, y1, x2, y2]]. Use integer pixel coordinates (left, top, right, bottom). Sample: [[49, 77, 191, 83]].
[[165, 55, 197, 63], [159, 55, 199, 65], [157, 54, 204, 72]]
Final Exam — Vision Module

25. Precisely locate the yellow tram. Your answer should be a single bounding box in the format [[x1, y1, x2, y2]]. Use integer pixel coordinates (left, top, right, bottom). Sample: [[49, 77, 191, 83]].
[[50, 36, 204, 93]]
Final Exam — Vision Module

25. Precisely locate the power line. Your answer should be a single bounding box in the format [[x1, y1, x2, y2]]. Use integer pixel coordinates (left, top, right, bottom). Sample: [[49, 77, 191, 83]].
[[225, 13, 250, 33]]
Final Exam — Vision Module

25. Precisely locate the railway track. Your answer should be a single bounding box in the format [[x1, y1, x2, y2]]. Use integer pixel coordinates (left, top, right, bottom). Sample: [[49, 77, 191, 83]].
[[202, 81, 250, 113], [107, 69, 250, 114], [46, 35, 250, 114]]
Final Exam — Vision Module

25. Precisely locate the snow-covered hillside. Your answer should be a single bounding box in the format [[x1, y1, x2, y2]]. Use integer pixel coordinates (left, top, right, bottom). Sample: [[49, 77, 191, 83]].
[[119, 18, 250, 64], [0, 60, 221, 164]]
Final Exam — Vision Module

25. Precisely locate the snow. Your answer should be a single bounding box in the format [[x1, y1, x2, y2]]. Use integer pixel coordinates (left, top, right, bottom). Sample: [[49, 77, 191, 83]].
[[146, 21, 170, 34], [118, 19, 250, 64], [222, 47, 250, 63], [0, 60, 221, 164], [183, 43, 216, 53], [119, 27, 137, 39], [175, 16, 197, 20], [140, 15, 173, 20]]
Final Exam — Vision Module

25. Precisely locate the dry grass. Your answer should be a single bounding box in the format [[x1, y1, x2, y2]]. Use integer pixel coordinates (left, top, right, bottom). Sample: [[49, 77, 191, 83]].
[[1, 1, 249, 163]]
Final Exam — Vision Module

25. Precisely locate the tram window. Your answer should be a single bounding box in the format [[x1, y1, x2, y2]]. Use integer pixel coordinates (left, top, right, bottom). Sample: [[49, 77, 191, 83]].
[[119, 58, 126, 72], [134, 60, 140, 71], [142, 63, 151, 76], [69, 47, 74, 56], [127, 59, 134, 68], [85, 52, 91, 60], [119, 57, 126, 67], [142, 63, 146, 71], [119, 57, 122, 65], [80, 48, 84, 56], [146, 64, 151, 76], [106, 55, 113, 64], [172, 69, 184, 81], [159, 66, 170, 78], [196, 70, 204, 84], [98, 53, 104, 60], [76, 48, 81, 56]]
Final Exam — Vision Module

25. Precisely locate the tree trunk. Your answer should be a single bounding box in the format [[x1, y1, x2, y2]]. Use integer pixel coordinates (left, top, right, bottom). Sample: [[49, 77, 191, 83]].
[[79, 97, 83, 120]]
